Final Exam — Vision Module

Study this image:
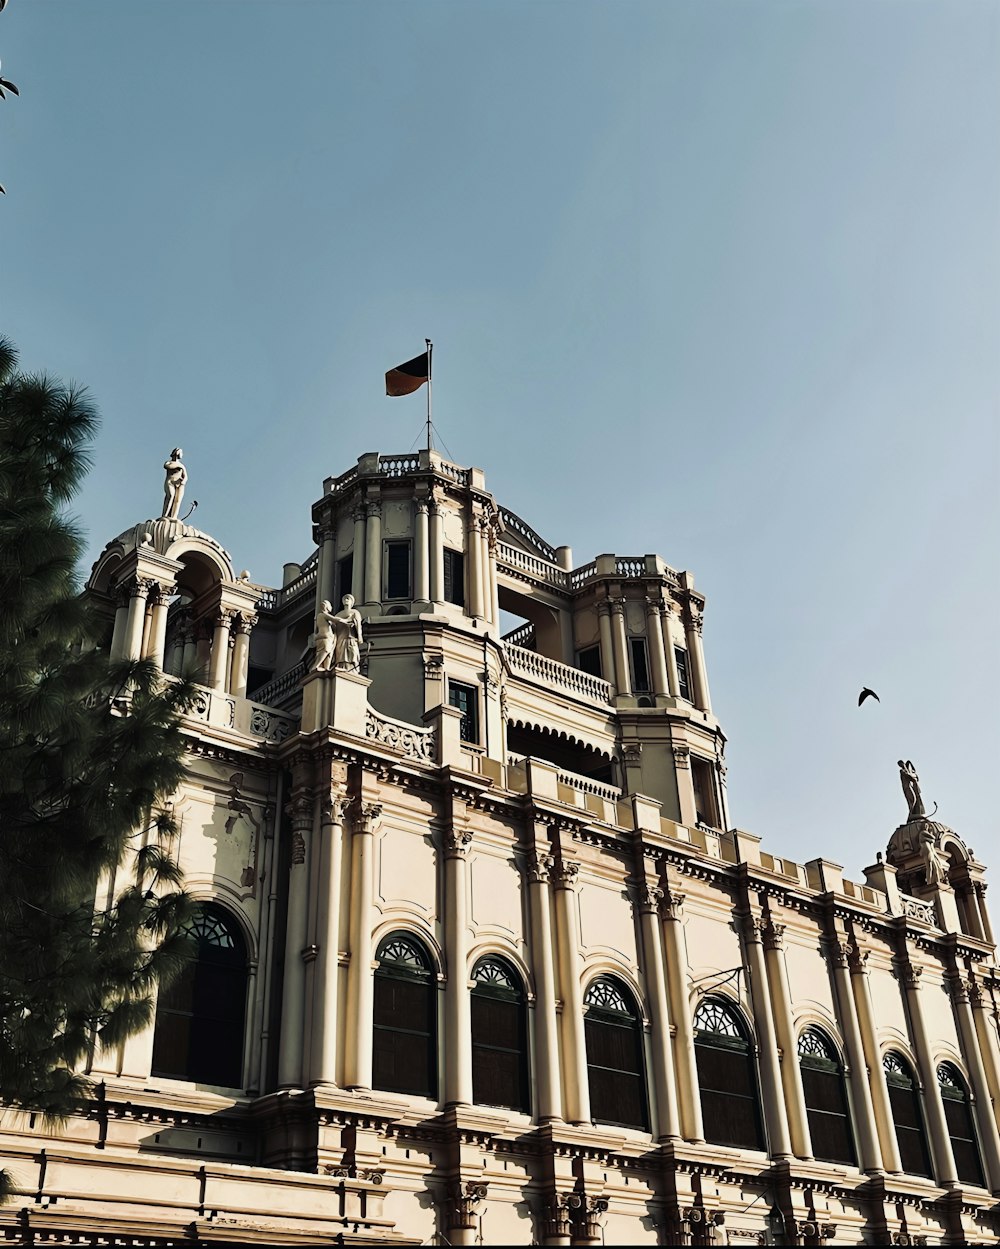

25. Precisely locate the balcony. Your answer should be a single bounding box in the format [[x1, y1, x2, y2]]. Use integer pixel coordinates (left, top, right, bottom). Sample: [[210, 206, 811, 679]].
[[504, 643, 612, 707]]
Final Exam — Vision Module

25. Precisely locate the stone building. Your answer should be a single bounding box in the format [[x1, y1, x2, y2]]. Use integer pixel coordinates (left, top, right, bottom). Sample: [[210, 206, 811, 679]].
[[1, 448, 999, 1245]]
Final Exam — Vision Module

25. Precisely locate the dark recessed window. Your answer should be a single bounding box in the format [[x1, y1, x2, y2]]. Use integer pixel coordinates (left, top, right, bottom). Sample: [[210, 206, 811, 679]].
[[373, 933, 437, 1099], [577, 645, 602, 679], [584, 977, 648, 1131], [629, 638, 651, 693], [443, 548, 464, 607], [337, 553, 353, 602], [694, 999, 765, 1151], [385, 542, 411, 600], [674, 647, 691, 701], [691, 756, 720, 828], [938, 1063, 985, 1187], [151, 904, 247, 1089], [471, 957, 530, 1113], [448, 681, 479, 744], [883, 1053, 933, 1178], [798, 1028, 856, 1166]]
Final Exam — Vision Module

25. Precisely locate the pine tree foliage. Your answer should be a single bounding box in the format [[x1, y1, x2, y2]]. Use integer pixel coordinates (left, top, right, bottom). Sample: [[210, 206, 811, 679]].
[[0, 339, 197, 1198]]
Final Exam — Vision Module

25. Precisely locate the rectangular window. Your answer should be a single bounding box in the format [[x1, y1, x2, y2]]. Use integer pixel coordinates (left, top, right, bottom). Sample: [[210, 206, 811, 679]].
[[448, 681, 479, 744], [675, 646, 691, 701], [385, 541, 411, 600], [577, 645, 602, 678], [337, 553, 353, 602], [691, 756, 719, 829], [629, 638, 651, 692], [443, 548, 464, 607]]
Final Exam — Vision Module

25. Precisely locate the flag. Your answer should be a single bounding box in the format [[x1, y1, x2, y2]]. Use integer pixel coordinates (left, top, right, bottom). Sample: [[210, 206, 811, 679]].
[[385, 350, 430, 397]]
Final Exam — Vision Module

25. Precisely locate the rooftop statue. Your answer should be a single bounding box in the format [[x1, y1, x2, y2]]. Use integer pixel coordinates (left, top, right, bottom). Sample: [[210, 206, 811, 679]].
[[313, 600, 337, 672], [898, 759, 925, 820], [312, 594, 364, 673], [161, 447, 188, 520]]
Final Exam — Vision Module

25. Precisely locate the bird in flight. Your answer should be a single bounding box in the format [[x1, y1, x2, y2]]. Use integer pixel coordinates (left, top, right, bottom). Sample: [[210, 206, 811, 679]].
[[858, 687, 880, 706]]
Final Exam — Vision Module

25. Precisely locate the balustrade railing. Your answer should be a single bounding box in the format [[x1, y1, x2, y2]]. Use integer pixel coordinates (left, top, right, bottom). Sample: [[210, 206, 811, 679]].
[[379, 454, 420, 476], [505, 642, 612, 705], [615, 557, 646, 579], [501, 620, 536, 649], [499, 506, 558, 563], [557, 768, 621, 802], [569, 561, 597, 587], [250, 660, 307, 707], [437, 460, 470, 486], [366, 707, 435, 762], [496, 542, 569, 590], [277, 564, 318, 606]]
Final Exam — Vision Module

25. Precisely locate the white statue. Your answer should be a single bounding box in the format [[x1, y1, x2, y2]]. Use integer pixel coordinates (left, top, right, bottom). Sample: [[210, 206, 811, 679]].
[[332, 594, 363, 670], [898, 759, 926, 820], [919, 823, 947, 886], [312, 599, 337, 672], [161, 448, 188, 520]]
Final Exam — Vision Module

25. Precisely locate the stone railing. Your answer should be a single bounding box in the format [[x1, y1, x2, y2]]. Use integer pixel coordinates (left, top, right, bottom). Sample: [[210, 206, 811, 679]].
[[496, 542, 569, 590], [379, 453, 420, 477], [557, 769, 621, 802], [568, 561, 597, 587], [615, 556, 646, 579], [278, 564, 317, 606], [327, 465, 359, 494], [365, 708, 435, 762], [499, 506, 558, 563], [901, 893, 936, 926], [505, 643, 612, 705], [254, 588, 280, 612], [184, 686, 295, 743], [501, 620, 536, 649], [250, 661, 307, 708], [437, 459, 470, 486]]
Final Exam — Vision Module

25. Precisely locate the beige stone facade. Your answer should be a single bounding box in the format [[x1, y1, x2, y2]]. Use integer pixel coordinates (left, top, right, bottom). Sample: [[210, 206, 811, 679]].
[[2, 449, 999, 1245]]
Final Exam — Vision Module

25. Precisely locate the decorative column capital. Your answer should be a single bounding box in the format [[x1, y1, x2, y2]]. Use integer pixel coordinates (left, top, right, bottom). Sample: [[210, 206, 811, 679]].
[[622, 741, 643, 765], [685, 606, 704, 635], [233, 611, 258, 635], [524, 851, 555, 884], [740, 912, 768, 944], [901, 964, 923, 990], [596, 599, 612, 619], [672, 743, 690, 769], [848, 944, 870, 974], [213, 607, 237, 630], [968, 976, 985, 1007], [320, 788, 353, 825], [414, 497, 430, 516], [763, 919, 787, 951], [352, 504, 367, 524], [823, 937, 854, 969], [633, 882, 664, 913], [444, 1182, 489, 1232], [609, 596, 626, 617], [552, 860, 580, 890], [146, 582, 171, 608], [366, 500, 381, 520], [644, 593, 663, 616], [947, 975, 971, 1007], [126, 576, 155, 601], [443, 826, 474, 857], [658, 890, 686, 921], [355, 802, 383, 835]]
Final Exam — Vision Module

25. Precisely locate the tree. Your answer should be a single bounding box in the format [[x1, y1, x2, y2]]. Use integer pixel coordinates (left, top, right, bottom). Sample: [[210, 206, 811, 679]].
[[0, 338, 195, 1199]]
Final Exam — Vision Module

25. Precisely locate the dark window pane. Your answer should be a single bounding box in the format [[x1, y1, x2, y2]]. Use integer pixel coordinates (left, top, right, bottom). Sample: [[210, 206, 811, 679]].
[[940, 1071, 985, 1187], [800, 1064, 856, 1165], [338, 553, 353, 601], [386, 542, 410, 599], [471, 960, 529, 1113], [674, 647, 691, 701], [448, 682, 478, 744], [584, 1014, 648, 1130], [691, 757, 718, 828], [443, 549, 464, 607], [629, 638, 650, 692], [577, 645, 602, 678], [372, 932, 437, 1100]]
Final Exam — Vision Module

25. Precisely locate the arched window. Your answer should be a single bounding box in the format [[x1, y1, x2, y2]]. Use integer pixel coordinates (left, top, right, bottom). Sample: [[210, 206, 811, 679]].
[[693, 999, 765, 1150], [798, 1028, 856, 1166], [938, 1063, 985, 1187], [883, 1053, 932, 1178], [373, 933, 437, 1099], [583, 977, 648, 1131], [151, 903, 248, 1088], [470, 957, 530, 1113]]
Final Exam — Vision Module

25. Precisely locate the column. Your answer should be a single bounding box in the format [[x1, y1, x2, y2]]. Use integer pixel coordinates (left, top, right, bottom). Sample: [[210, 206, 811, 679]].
[[974, 883, 995, 946], [316, 529, 337, 608], [850, 947, 902, 1173], [683, 602, 712, 713], [659, 890, 703, 1142], [311, 789, 351, 1086], [635, 885, 680, 1140], [429, 497, 444, 604], [645, 597, 670, 697], [970, 979, 1000, 1136], [487, 525, 500, 625], [478, 517, 492, 623], [761, 919, 812, 1159], [351, 506, 367, 604], [229, 612, 255, 698], [663, 603, 681, 697], [525, 851, 563, 1122], [277, 789, 314, 1089], [122, 579, 151, 661], [552, 860, 590, 1125], [443, 823, 473, 1106], [467, 511, 484, 618], [144, 585, 171, 669], [208, 609, 234, 691], [414, 499, 430, 604], [741, 914, 792, 1158], [826, 937, 883, 1172], [182, 624, 198, 674], [364, 500, 382, 608], [109, 586, 130, 661], [609, 598, 631, 696], [344, 802, 382, 1089], [951, 975, 1000, 1189], [902, 964, 958, 1185], [596, 602, 616, 694]]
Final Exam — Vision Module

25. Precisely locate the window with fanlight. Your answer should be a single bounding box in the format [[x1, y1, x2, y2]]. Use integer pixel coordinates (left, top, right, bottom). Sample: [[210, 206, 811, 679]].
[[938, 1063, 985, 1187], [151, 903, 248, 1089], [471, 956, 530, 1113], [693, 999, 765, 1151], [372, 932, 437, 1099], [798, 1028, 856, 1166], [883, 1053, 933, 1178], [583, 977, 648, 1131]]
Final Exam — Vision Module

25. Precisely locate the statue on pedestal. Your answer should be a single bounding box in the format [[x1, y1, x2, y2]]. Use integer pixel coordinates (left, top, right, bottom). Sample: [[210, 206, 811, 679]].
[[898, 759, 926, 820], [332, 594, 363, 670], [161, 448, 188, 520], [919, 822, 947, 886], [313, 600, 337, 672]]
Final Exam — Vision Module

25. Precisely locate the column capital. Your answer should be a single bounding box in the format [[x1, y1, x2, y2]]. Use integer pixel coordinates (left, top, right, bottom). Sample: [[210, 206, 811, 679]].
[[632, 882, 664, 913], [147, 582, 171, 607], [672, 743, 690, 769], [366, 500, 381, 520], [524, 851, 555, 884], [444, 1182, 489, 1232], [685, 604, 704, 635], [320, 787, 353, 825], [658, 890, 686, 921], [763, 919, 786, 951], [947, 974, 971, 1007], [233, 610, 258, 635], [552, 859, 580, 890], [355, 802, 383, 835], [414, 497, 430, 515], [644, 593, 663, 614], [622, 741, 643, 766], [352, 504, 367, 524], [740, 911, 768, 944], [213, 606, 237, 629], [125, 576, 155, 600], [609, 596, 626, 616], [900, 963, 923, 990], [823, 937, 854, 969], [596, 599, 612, 618], [443, 826, 474, 857]]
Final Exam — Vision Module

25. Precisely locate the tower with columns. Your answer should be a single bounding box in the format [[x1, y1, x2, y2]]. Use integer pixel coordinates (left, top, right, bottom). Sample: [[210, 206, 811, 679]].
[[1, 449, 999, 1247]]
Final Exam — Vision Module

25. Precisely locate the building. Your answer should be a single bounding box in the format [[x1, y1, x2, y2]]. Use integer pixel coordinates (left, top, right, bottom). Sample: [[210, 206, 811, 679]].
[[2, 447, 999, 1246]]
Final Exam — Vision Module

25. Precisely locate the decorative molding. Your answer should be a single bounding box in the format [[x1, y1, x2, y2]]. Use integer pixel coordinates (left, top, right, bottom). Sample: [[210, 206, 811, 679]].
[[524, 851, 554, 884], [763, 919, 786, 951], [622, 742, 643, 765], [320, 788, 353, 825], [443, 1182, 488, 1231], [443, 827, 474, 856], [658, 890, 686, 921], [633, 882, 664, 912], [672, 744, 690, 769], [365, 708, 435, 762], [356, 802, 383, 835], [552, 860, 580, 890]]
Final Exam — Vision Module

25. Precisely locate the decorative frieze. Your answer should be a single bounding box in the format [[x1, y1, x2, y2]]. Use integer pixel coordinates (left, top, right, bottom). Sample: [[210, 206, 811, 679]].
[[365, 708, 435, 762]]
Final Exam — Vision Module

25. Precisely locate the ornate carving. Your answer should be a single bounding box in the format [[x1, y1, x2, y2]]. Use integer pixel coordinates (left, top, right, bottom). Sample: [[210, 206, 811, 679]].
[[609, 597, 626, 617], [622, 742, 643, 764], [902, 895, 935, 925], [763, 919, 786, 950], [848, 945, 870, 973], [320, 788, 353, 825], [658, 890, 685, 921], [443, 827, 474, 856], [356, 803, 383, 835], [366, 500, 381, 520], [352, 504, 367, 525], [365, 708, 435, 761], [596, 600, 611, 619], [161, 447, 187, 520], [633, 882, 664, 912], [947, 976, 970, 1007], [552, 860, 580, 889], [233, 611, 257, 635], [524, 851, 554, 884], [902, 964, 923, 990], [444, 1182, 488, 1231], [672, 744, 690, 769], [424, 653, 445, 679], [414, 498, 429, 516], [286, 791, 312, 866], [824, 938, 854, 969]]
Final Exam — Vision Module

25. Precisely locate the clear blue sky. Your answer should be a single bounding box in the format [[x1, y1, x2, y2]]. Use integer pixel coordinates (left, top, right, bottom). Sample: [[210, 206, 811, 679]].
[[3, 1, 997, 878]]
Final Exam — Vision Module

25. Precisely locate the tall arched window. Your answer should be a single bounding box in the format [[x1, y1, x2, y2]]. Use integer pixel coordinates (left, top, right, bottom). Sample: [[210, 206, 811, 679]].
[[471, 957, 530, 1113], [151, 903, 248, 1088], [693, 999, 765, 1150], [583, 977, 648, 1131], [938, 1063, 985, 1187], [372, 933, 437, 1099], [798, 1028, 856, 1166], [883, 1053, 932, 1178]]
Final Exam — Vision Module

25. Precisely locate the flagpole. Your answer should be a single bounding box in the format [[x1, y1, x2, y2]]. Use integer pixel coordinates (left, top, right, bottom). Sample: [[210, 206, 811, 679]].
[[425, 338, 433, 452]]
